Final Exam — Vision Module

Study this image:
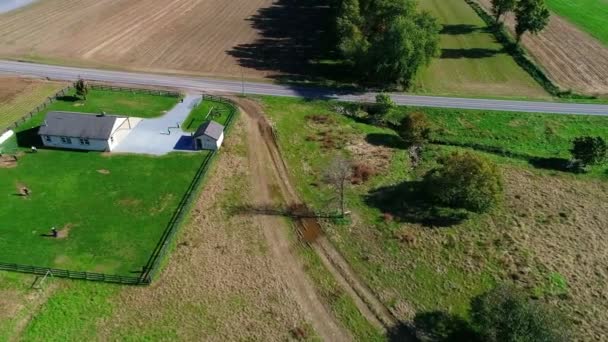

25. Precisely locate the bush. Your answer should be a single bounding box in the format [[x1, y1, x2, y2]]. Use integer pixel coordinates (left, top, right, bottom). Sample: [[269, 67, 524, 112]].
[[424, 152, 503, 212], [351, 163, 375, 184], [570, 136, 607, 168], [398, 111, 432, 147], [374, 93, 396, 115], [470, 286, 570, 342]]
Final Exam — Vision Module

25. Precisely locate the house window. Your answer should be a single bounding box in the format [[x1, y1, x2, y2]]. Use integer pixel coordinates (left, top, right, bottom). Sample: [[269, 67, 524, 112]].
[[60, 136, 72, 144], [79, 138, 90, 145], [110, 136, 114, 143], [44, 135, 51, 142]]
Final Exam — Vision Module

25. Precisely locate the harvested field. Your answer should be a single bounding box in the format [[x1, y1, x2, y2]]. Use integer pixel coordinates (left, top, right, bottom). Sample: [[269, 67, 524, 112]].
[[476, 0, 608, 95], [0, 0, 275, 79], [0, 77, 65, 130]]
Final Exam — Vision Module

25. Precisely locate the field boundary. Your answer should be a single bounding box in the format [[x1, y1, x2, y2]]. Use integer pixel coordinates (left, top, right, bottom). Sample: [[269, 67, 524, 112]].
[[0, 92, 238, 286], [465, 0, 595, 100]]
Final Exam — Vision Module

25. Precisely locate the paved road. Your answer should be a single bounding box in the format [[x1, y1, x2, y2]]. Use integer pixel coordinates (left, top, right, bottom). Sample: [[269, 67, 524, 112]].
[[1, 60, 607, 115]]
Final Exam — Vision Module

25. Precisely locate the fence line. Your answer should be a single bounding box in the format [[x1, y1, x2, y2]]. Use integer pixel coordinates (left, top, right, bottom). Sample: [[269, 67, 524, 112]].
[[0, 93, 238, 286], [90, 84, 180, 98]]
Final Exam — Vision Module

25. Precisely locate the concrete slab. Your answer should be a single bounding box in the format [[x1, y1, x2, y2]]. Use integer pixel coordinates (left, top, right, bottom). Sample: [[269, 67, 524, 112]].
[[113, 94, 201, 155]]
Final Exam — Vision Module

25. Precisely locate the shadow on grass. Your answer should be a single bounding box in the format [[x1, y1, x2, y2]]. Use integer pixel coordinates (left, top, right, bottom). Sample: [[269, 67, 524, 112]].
[[412, 311, 480, 342], [440, 48, 501, 59], [440, 24, 481, 35], [528, 157, 572, 172], [365, 133, 405, 149], [55, 95, 80, 102], [15, 127, 43, 147], [365, 181, 469, 227]]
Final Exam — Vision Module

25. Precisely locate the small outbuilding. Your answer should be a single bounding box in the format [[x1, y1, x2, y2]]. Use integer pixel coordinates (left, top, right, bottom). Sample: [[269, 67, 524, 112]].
[[193, 120, 224, 150], [38, 111, 133, 152]]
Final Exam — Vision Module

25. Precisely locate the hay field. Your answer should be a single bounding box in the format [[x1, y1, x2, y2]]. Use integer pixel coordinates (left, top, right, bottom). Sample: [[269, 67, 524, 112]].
[[476, 0, 608, 95], [0, 77, 65, 131], [0, 0, 274, 79]]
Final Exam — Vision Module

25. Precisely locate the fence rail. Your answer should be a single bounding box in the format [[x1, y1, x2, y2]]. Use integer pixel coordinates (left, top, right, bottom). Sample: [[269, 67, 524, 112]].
[[90, 84, 181, 98], [0, 92, 238, 285], [1, 86, 72, 135]]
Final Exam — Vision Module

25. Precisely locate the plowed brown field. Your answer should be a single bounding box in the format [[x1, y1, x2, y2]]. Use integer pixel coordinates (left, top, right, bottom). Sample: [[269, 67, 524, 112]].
[[477, 0, 608, 95], [0, 0, 274, 79]]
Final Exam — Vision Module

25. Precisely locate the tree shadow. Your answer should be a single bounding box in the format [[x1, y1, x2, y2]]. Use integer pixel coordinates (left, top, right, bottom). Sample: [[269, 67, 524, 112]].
[[440, 48, 501, 59], [365, 181, 469, 227], [440, 24, 480, 35], [365, 133, 405, 149], [55, 95, 80, 102], [528, 157, 572, 172], [386, 321, 417, 342], [413, 311, 480, 342]]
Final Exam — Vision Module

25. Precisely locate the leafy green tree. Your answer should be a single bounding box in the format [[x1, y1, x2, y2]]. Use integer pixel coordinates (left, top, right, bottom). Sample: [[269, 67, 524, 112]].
[[515, 0, 550, 42], [398, 111, 432, 147], [75, 79, 88, 100], [375, 93, 396, 115], [570, 136, 607, 168], [471, 286, 570, 342], [424, 152, 503, 212], [335, 0, 440, 87], [491, 0, 517, 23]]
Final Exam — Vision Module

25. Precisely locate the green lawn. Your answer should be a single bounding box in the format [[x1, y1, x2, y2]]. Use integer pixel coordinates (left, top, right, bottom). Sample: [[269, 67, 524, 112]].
[[50, 88, 179, 118], [415, 0, 548, 99], [0, 89, 204, 277], [262, 96, 608, 324], [182, 99, 233, 132], [546, 0, 608, 46]]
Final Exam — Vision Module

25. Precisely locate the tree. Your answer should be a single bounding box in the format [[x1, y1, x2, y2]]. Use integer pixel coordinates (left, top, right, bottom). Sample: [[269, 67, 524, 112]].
[[491, 0, 517, 23], [570, 136, 607, 168], [424, 152, 503, 212], [75, 79, 88, 100], [324, 155, 352, 216], [397, 111, 432, 147], [375, 93, 396, 115], [515, 0, 550, 42], [335, 0, 440, 88], [470, 285, 570, 342]]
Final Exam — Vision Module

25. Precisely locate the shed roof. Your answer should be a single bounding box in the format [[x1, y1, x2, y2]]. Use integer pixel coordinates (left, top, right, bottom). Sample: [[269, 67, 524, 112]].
[[38, 111, 123, 140], [194, 120, 224, 140]]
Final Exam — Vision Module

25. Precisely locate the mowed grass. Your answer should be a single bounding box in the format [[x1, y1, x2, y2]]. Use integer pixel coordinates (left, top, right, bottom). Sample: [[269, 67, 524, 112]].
[[0, 89, 202, 276], [182, 99, 233, 132], [415, 0, 548, 99], [50, 88, 179, 118], [262, 96, 608, 329], [0, 79, 65, 130], [546, 0, 608, 46]]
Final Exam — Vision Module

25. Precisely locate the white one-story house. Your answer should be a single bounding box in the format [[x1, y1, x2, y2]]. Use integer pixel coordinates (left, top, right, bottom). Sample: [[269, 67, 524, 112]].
[[193, 120, 225, 150], [38, 111, 134, 152]]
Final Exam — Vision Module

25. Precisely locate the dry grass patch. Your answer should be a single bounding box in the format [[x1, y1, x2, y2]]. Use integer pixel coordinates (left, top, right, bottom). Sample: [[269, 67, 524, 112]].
[[97, 119, 311, 341]]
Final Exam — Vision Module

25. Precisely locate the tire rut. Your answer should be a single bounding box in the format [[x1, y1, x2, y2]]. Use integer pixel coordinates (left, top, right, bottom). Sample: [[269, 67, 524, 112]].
[[232, 97, 402, 336]]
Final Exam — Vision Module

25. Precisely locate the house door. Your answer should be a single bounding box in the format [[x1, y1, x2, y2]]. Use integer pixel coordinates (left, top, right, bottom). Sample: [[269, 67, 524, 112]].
[[195, 138, 203, 150]]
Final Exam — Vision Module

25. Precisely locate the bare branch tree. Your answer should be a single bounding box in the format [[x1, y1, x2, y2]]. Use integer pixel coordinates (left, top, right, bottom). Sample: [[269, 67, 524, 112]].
[[323, 155, 352, 217]]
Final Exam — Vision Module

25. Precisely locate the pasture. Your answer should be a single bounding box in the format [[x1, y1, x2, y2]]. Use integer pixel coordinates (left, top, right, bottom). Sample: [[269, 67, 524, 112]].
[[476, 0, 608, 95], [0, 88, 202, 277], [0, 77, 65, 131], [546, 0, 608, 46], [263, 96, 608, 340], [415, 0, 547, 98]]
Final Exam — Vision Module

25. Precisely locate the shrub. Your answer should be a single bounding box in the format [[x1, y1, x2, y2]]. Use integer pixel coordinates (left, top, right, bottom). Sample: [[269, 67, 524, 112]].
[[398, 111, 432, 147], [570, 136, 607, 168], [351, 163, 375, 184], [374, 93, 396, 115], [424, 152, 503, 212], [470, 285, 570, 342]]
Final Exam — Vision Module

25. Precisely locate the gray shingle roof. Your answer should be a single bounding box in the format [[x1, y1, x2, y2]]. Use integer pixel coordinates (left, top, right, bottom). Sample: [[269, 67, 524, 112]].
[[38, 111, 122, 140], [193, 120, 224, 140]]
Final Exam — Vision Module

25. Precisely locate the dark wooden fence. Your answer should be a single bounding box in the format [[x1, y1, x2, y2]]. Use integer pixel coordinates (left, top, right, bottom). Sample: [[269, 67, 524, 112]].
[[0, 93, 239, 285], [90, 84, 180, 98], [1, 86, 72, 135]]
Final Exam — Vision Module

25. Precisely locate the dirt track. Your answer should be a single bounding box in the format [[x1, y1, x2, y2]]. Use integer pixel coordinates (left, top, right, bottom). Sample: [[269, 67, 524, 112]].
[[0, 0, 273, 78], [476, 0, 608, 95], [235, 97, 401, 337]]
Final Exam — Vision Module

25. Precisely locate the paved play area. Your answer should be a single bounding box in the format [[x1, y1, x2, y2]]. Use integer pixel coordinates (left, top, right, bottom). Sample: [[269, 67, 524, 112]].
[[113, 94, 201, 155]]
